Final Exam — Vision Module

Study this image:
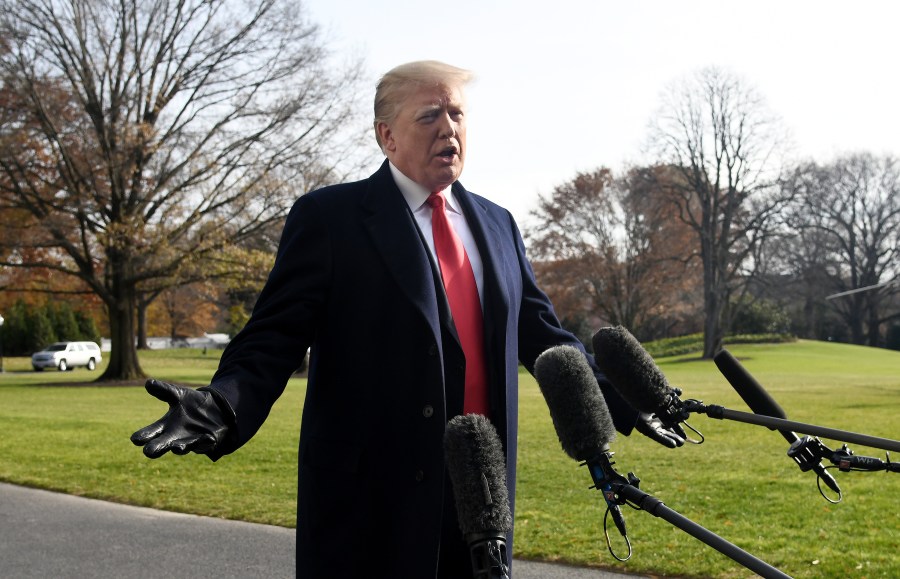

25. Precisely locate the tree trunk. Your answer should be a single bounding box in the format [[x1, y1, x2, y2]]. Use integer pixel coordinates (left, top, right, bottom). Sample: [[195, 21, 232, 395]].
[[867, 299, 882, 347], [848, 295, 866, 345], [99, 284, 145, 381], [136, 302, 150, 350], [702, 288, 724, 358], [700, 225, 725, 359]]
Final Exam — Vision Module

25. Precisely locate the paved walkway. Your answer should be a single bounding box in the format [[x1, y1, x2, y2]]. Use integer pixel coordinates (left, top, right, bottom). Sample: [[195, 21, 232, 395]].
[[0, 482, 648, 578]]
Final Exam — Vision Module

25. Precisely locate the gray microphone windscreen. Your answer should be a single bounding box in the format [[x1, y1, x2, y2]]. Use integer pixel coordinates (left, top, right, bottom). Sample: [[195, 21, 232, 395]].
[[444, 414, 513, 537], [592, 325, 674, 413], [533, 345, 617, 461]]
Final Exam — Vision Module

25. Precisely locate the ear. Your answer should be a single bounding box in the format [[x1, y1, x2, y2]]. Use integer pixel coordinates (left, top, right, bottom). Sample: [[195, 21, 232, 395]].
[[376, 121, 396, 152]]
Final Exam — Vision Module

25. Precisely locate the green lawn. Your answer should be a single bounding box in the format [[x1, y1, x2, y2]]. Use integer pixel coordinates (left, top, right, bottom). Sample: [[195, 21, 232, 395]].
[[0, 340, 897, 578]]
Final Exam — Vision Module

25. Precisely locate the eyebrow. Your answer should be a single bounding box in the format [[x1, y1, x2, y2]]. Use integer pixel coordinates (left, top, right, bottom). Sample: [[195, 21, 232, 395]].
[[416, 101, 464, 116], [417, 104, 442, 115]]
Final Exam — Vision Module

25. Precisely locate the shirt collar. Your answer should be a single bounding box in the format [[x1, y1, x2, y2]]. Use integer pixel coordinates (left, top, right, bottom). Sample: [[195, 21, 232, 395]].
[[389, 161, 461, 214]]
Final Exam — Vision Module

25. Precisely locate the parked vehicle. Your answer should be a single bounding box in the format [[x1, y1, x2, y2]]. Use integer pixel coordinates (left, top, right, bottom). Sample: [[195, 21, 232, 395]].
[[31, 341, 103, 372]]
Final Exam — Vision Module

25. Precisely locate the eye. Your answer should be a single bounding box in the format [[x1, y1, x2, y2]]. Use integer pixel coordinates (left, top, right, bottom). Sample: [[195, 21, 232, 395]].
[[418, 110, 439, 123]]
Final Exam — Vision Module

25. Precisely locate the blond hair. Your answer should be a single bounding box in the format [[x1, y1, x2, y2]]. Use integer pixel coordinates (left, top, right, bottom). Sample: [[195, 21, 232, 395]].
[[373, 61, 474, 151]]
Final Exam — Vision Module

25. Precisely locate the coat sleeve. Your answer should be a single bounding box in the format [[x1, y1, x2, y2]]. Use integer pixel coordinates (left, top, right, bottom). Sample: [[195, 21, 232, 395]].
[[508, 211, 639, 435]]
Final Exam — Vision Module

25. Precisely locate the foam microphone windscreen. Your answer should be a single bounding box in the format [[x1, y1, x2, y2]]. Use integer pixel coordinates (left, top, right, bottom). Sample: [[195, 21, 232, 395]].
[[444, 414, 513, 537], [592, 325, 676, 414], [533, 345, 617, 461]]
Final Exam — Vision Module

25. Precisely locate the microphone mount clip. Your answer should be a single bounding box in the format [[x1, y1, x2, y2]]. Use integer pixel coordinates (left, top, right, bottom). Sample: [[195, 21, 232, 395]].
[[582, 449, 634, 561], [791, 436, 900, 474]]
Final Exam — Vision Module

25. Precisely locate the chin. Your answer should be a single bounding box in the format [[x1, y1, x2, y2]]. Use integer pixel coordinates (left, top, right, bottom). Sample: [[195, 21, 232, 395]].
[[447, 164, 464, 183], [432, 170, 461, 189]]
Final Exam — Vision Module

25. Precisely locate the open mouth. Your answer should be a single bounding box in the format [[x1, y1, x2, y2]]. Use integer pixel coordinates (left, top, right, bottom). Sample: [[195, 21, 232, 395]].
[[437, 146, 458, 160]]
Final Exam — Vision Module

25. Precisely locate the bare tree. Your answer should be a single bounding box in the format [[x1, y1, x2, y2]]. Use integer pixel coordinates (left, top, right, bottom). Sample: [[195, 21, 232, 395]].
[[767, 199, 839, 339], [0, 0, 372, 379], [646, 66, 791, 357], [786, 153, 900, 346]]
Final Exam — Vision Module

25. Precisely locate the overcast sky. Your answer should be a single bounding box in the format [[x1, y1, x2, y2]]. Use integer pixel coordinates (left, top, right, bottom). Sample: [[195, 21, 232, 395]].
[[304, 0, 900, 226]]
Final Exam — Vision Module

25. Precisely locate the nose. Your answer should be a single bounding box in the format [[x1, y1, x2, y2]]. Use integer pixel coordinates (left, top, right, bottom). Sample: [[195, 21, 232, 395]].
[[437, 112, 457, 139]]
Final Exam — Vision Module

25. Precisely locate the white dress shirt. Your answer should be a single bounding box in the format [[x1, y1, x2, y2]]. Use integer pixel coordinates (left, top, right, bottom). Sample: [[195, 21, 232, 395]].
[[389, 162, 485, 304]]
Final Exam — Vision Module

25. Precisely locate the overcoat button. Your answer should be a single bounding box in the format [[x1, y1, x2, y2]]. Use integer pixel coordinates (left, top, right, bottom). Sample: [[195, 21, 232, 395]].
[[415, 470, 425, 482], [428, 344, 438, 356], [422, 405, 434, 418]]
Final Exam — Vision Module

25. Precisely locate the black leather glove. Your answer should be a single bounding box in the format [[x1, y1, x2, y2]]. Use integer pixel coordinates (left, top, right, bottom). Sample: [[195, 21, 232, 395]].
[[635, 412, 686, 448], [131, 379, 233, 459]]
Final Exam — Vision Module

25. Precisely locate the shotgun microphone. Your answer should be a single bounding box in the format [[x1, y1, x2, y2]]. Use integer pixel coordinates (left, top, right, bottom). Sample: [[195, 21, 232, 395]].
[[444, 414, 512, 579], [533, 346, 796, 578], [713, 349, 842, 499], [533, 345, 632, 556], [591, 326, 690, 434]]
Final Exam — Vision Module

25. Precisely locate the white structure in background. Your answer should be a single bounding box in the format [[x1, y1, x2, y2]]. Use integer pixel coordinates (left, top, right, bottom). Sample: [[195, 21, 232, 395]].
[[101, 333, 231, 352]]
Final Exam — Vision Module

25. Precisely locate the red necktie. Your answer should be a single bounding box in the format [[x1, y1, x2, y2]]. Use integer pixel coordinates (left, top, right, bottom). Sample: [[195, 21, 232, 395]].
[[427, 191, 490, 416]]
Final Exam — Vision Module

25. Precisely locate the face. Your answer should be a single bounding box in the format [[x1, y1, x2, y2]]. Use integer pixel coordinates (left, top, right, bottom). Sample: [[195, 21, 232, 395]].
[[377, 83, 467, 192]]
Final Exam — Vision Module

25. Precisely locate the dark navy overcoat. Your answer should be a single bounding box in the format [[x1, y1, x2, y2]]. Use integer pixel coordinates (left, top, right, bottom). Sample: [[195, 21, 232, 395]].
[[207, 160, 637, 578]]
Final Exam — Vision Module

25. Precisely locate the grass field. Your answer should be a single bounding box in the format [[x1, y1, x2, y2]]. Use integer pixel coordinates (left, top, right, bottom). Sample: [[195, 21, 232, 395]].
[[0, 340, 897, 578]]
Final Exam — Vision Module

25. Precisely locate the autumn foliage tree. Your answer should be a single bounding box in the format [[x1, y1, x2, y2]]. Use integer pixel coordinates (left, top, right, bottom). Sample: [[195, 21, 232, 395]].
[[525, 167, 697, 343], [0, 0, 371, 380]]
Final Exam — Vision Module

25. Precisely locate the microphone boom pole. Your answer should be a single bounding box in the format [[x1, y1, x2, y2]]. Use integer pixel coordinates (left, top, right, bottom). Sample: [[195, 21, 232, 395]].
[[692, 403, 900, 454], [612, 482, 792, 579], [583, 450, 793, 579], [710, 349, 900, 454]]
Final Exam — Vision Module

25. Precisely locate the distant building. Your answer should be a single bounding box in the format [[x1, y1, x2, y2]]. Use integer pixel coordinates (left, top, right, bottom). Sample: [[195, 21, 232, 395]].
[[101, 333, 231, 351]]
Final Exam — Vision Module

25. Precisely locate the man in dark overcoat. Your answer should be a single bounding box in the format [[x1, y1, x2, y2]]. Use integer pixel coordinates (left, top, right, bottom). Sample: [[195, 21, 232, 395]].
[[132, 60, 683, 578]]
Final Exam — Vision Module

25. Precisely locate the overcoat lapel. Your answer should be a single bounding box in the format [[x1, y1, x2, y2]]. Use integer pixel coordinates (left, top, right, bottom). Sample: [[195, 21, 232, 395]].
[[361, 163, 443, 346]]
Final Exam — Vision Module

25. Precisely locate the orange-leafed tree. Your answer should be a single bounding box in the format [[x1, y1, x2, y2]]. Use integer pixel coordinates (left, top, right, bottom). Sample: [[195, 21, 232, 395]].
[[525, 167, 698, 343]]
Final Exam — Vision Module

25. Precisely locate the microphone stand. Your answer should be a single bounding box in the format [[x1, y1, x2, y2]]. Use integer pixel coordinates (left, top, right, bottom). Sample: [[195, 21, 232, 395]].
[[584, 452, 793, 579], [683, 401, 900, 454]]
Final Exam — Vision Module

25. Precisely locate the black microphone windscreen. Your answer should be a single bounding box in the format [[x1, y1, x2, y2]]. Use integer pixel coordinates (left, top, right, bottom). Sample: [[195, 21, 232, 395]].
[[533, 345, 617, 461], [713, 350, 788, 419], [592, 325, 675, 414], [444, 414, 513, 537], [713, 349, 843, 495]]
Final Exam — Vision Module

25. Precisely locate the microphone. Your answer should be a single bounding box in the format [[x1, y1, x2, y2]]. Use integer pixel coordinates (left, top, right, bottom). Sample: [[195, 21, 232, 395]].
[[591, 325, 688, 430], [713, 349, 842, 497], [533, 346, 795, 578], [443, 414, 511, 579], [533, 345, 631, 544]]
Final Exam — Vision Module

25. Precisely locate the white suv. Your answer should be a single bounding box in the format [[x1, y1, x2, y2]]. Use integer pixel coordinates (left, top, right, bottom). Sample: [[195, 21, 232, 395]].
[[31, 341, 103, 372]]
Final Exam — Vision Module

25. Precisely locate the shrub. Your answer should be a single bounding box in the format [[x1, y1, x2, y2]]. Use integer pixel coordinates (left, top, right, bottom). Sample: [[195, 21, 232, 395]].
[[644, 332, 796, 358], [0, 299, 103, 355], [731, 298, 792, 335], [887, 324, 900, 351]]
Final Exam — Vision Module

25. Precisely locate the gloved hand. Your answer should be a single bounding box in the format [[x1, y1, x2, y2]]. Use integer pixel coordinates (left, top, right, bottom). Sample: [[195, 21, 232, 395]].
[[635, 412, 686, 448], [131, 379, 233, 458]]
